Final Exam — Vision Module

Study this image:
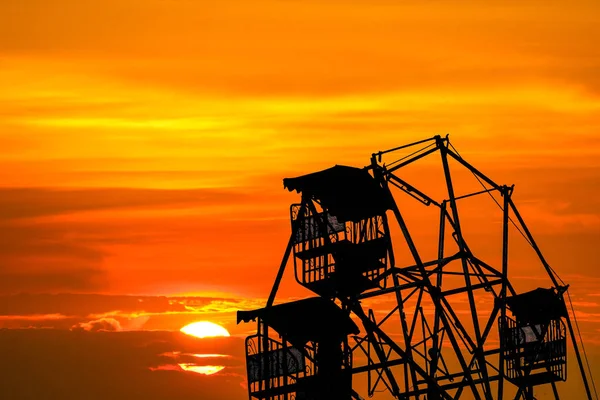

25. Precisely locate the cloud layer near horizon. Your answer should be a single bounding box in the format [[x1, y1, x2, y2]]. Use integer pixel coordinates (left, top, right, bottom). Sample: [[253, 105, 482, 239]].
[[0, 293, 267, 336]]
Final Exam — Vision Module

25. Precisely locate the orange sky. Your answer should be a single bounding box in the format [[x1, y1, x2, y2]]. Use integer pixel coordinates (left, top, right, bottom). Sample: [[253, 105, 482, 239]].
[[0, 0, 599, 399]]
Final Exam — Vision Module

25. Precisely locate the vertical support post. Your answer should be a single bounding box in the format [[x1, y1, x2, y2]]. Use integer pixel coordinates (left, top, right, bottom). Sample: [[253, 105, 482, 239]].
[[393, 272, 419, 393], [261, 320, 270, 394], [429, 201, 447, 400], [283, 337, 289, 400], [498, 185, 512, 399], [437, 136, 492, 399]]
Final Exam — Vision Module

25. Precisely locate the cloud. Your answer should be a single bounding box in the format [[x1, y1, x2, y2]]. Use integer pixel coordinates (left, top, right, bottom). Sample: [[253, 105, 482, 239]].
[[0, 293, 254, 317], [0, 187, 245, 221], [124, 315, 150, 330], [0, 313, 69, 321], [0, 293, 268, 332], [71, 317, 122, 332]]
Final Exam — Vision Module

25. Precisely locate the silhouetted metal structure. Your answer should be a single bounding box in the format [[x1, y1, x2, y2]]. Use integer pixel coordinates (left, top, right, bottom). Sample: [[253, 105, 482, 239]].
[[237, 135, 597, 400]]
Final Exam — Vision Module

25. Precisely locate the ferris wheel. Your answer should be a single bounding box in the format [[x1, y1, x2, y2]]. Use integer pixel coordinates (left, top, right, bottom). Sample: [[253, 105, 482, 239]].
[[237, 135, 597, 400]]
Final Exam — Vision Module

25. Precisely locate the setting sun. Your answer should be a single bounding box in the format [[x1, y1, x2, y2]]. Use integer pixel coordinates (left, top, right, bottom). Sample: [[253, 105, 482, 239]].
[[180, 321, 230, 339], [179, 364, 225, 376]]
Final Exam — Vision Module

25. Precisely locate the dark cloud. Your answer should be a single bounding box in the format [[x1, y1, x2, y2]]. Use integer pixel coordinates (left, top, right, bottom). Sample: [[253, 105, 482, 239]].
[[0, 293, 224, 317], [0, 186, 250, 294], [0, 221, 109, 294], [0, 269, 107, 295], [0, 187, 243, 220], [0, 200, 291, 295]]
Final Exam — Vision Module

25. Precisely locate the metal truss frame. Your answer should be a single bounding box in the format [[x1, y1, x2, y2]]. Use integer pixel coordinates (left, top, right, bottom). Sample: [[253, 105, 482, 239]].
[[264, 135, 594, 400]]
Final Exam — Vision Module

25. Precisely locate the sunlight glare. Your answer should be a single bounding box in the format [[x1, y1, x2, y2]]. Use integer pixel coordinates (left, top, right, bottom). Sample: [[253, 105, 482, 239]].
[[179, 364, 225, 375]]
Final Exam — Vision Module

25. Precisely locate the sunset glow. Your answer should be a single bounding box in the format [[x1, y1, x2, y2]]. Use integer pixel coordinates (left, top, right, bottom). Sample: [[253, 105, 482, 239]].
[[0, 0, 598, 398]]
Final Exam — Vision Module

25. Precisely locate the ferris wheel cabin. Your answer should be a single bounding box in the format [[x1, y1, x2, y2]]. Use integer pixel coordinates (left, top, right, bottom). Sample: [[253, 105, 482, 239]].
[[284, 165, 393, 297], [237, 297, 359, 400], [500, 288, 568, 388]]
